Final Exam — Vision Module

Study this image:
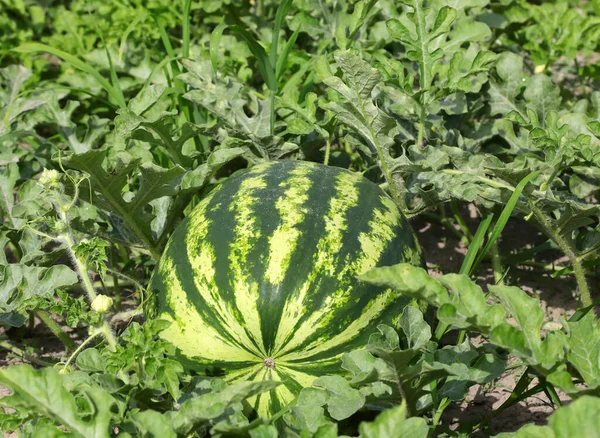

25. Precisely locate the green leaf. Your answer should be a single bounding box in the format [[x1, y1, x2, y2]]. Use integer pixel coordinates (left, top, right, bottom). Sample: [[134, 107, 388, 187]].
[[437, 274, 506, 332], [489, 285, 565, 367], [181, 59, 286, 156], [271, 0, 294, 73], [76, 348, 106, 373], [129, 410, 177, 438], [321, 50, 401, 160], [459, 213, 494, 275], [524, 75, 562, 127], [12, 43, 126, 108], [430, 341, 504, 400], [210, 23, 228, 80], [472, 170, 541, 272], [360, 264, 451, 308], [0, 66, 46, 137], [128, 84, 168, 116], [564, 314, 600, 387], [0, 264, 78, 316], [169, 380, 281, 435], [358, 402, 428, 438], [488, 52, 526, 116], [495, 396, 600, 438], [399, 306, 431, 349], [41, 92, 109, 154], [62, 150, 185, 256], [0, 162, 19, 226], [368, 324, 400, 351], [387, 4, 457, 91], [342, 349, 387, 383], [290, 387, 330, 433], [250, 424, 279, 438], [313, 376, 365, 421], [336, 0, 379, 50], [180, 148, 245, 192], [0, 365, 116, 438], [228, 25, 276, 92]]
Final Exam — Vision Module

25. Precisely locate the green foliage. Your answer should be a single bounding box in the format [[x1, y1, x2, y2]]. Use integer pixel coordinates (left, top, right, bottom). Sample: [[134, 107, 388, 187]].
[[291, 306, 504, 432], [2, 0, 600, 436], [361, 263, 600, 397]]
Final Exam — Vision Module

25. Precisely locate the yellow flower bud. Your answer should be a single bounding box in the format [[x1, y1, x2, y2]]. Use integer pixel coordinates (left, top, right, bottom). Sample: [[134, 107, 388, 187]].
[[91, 295, 113, 314], [39, 169, 61, 188]]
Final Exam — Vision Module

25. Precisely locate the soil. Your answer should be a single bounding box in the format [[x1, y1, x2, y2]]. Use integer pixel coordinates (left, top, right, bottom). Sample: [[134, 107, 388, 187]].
[[0, 204, 596, 437]]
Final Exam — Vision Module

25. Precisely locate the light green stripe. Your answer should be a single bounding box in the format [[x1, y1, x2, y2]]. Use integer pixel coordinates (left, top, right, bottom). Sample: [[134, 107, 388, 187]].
[[279, 287, 397, 361], [228, 168, 269, 356], [341, 193, 403, 279], [185, 187, 264, 359], [273, 171, 361, 355], [224, 364, 261, 382], [264, 165, 313, 285], [279, 194, 403, 358], [246, 366, 273, 417], [275, 365, 319, 389], [158, 256, 256, 362]]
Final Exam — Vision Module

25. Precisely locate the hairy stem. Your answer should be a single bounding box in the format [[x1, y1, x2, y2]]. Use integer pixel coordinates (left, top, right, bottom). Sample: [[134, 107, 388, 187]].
[[58, 210, 118, 351], [417, 103, 426, 148], [450, 201, 473, 242], [61, 330, 102, 372], [111, 245, 122, 311], [0, 340, 56, 367], [351, 75, 405, 210], [36, 310, 76, 352], [529, 202, 591, 306]]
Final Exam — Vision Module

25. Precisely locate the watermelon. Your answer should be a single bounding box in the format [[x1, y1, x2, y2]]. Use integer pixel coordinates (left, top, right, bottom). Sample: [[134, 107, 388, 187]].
[[147, 160, 424, 416]]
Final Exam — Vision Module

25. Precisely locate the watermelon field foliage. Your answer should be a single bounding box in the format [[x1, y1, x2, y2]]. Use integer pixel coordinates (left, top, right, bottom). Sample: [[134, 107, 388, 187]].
[[1, 0, 600, 436]]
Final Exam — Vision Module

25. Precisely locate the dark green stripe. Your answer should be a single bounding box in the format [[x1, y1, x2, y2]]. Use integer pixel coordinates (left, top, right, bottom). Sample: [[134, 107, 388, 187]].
[[257, 162, 337, 354], [160, 212, 259, 359], [279, 177, 412, 355]]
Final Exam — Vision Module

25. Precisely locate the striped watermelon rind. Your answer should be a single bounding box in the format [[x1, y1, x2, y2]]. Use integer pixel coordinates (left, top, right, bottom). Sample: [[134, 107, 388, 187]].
[[148, 160, 424, 416]]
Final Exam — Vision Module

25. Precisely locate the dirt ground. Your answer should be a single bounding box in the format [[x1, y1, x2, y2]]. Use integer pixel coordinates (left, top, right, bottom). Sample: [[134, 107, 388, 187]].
[[1, 204, 596, 437]]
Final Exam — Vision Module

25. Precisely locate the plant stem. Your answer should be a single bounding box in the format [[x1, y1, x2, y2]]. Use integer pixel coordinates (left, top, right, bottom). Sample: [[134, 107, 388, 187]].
[[270, 89, 276, 137], [351, 74, 405, 210], [58, 210, 118, 351], [111, 245, 122, 311], [490, 240, 504, 285], [0, 340, 56, 367], [442, 169, 515, 191], [36, 310, 76, 352], [529, 202, 592, 306], [110, 308, 143, 324], [574, 58, 587, 98], [431, 397, 451, 430], [182, 0, 191, 58], [450, 201, 473, 242], [60, 234, 97, 303], [422, 212, 465, 242], [323, 137, 331, 166], [543, 381, 562, 407], [61, 330, 102, 372], [417, 104, 425, 148]]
